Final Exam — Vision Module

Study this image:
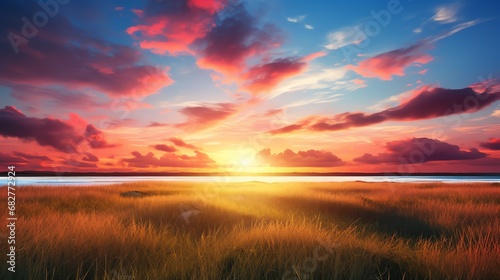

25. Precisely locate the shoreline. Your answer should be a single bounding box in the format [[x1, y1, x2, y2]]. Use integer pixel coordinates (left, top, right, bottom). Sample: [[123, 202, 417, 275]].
[[6, 175, 500, 187]]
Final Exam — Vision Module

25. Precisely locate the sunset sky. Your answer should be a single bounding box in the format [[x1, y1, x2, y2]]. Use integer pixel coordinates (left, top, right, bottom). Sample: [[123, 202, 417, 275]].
[[1, 0, 500, 173]]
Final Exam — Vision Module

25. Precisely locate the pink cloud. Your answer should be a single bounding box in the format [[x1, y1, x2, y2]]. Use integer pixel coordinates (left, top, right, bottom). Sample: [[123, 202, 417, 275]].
[[469, 78, 500, 94], [352, 78, 365, 85], [0, 2, 173, 99], [128, 2, 318, 96], [263, 109, 284, 117], [188, 0, 225, 14], [126, 0, 226, 55], [194, 6, 323, 95], [131, 9, 144, 17], [419, 69, 429, 75], [147, 122, 169, 128], [348, 43, 433, 80], [176, 102, 237, 130]]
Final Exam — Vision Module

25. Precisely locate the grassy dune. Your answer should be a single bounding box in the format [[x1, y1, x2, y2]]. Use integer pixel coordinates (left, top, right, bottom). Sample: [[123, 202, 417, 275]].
[[1, 181, 500, 279]]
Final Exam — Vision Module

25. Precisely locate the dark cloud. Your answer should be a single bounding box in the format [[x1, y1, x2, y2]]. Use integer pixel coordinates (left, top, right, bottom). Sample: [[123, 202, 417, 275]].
[[13, 152, 52, 161], [129, 1, 316, 96], [8, 83, 106, 111], [243, 58, 308, 95], [58, 161, 98, 169], [0, 106, 83, 152], [354, 138, 487, 164], [479, 138, 500, 150], [256, 148, 343, 167], [168, 137, 200, 150], [0, 106, 117, 152], [194, 4, 282, 75], [0, 151, 54, 170], [84, 125, 117, 149], [153, 144, 177, 153], [82, 152, 99, 162], [272, 86, 500, 134], [384, 87, 500, 120], [0, 153, 28, 164]]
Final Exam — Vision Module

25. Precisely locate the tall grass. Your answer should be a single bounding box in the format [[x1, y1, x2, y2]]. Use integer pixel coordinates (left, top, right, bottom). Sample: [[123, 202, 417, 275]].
[[1, 181, 499, 279]]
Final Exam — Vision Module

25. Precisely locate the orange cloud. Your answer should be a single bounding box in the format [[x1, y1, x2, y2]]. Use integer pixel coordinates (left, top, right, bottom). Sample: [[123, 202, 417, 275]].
[[256, 148, 343, 167]]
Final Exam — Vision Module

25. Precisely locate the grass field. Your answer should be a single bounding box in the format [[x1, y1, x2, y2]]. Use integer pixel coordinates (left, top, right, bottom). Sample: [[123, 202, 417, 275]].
[[1, 181, 500, 280]]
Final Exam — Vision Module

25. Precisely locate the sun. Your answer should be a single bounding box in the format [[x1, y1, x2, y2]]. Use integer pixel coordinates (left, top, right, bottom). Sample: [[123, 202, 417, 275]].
[[239, 158, 254, 169], [236, 157, 257, 172]]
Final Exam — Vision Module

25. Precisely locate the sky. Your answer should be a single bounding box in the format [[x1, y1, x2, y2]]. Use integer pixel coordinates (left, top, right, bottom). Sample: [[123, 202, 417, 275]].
[[1, 0, 500, 174]]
